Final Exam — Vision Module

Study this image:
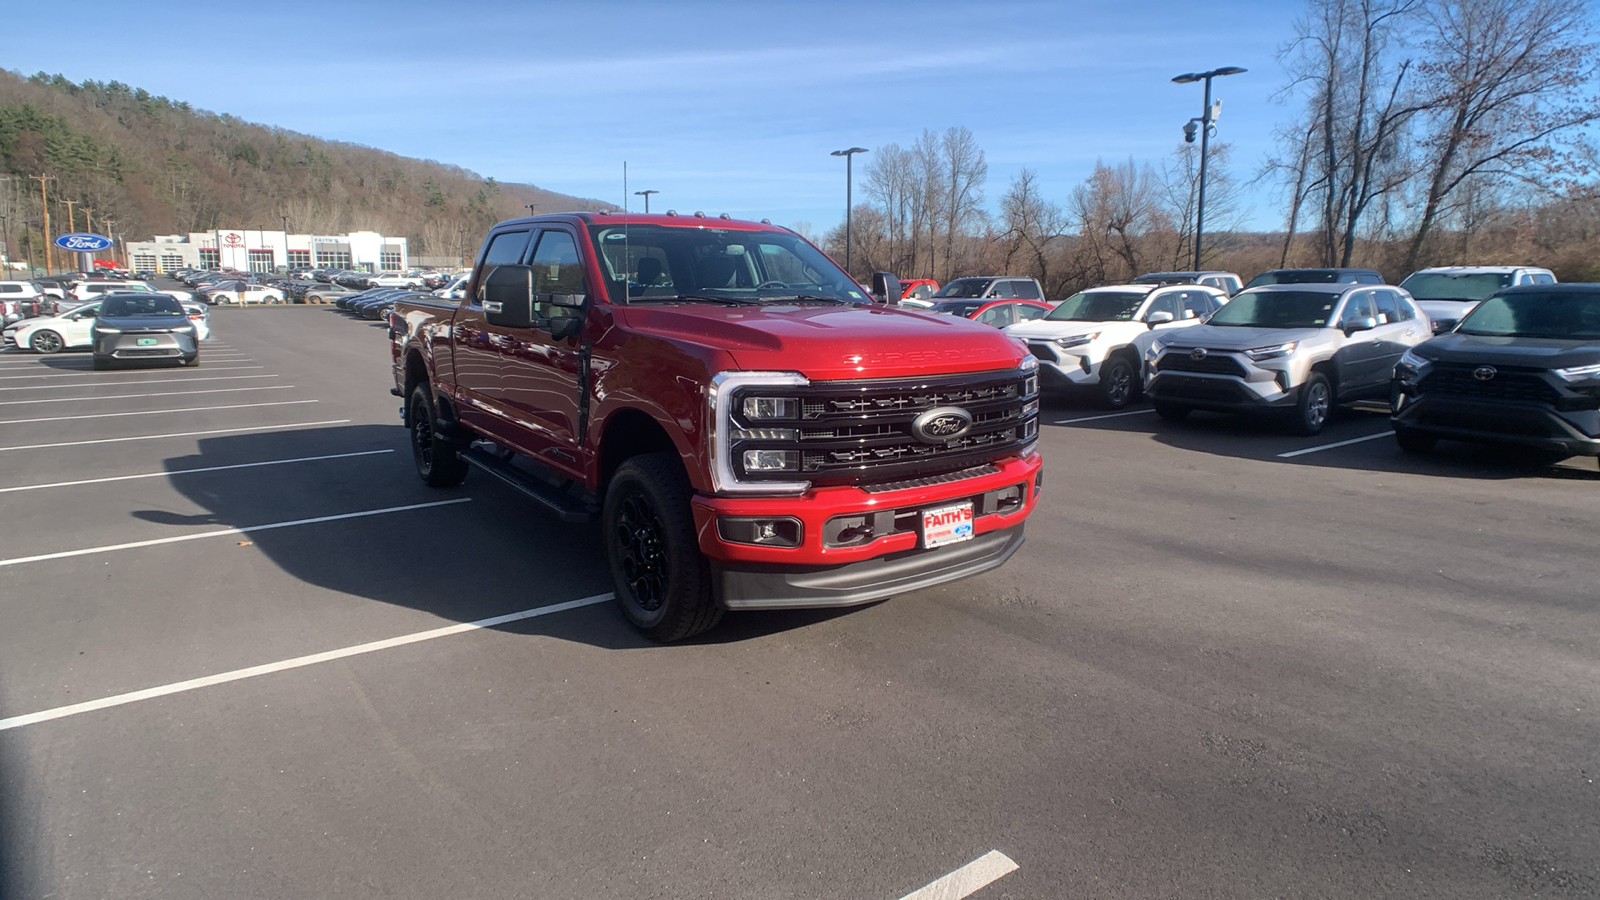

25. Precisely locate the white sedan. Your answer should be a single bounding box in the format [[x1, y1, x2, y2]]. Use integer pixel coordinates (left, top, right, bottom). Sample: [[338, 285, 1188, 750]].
[[206, 285, 284, 305], [5, 302, 102, 353]]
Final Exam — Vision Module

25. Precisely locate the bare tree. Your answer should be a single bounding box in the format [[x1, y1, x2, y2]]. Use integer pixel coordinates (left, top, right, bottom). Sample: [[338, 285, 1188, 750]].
[[998, 168, 1068, 294], [938, 127, 988, 280], [1070, 158, 1164, 282], [1403, 0, 1600, 268]]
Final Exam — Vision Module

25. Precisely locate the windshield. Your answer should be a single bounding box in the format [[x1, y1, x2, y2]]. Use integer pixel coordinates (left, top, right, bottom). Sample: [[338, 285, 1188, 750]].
[[927, 300, 984, 317], [1399, 271, 1512, 302], [1247, 270, 1348, 286], [1205, 289, 1340, 329], [1457, 291, 1600, 340], [1046, 291, 1146, 322], [100, 294, 184, 317], [932, 278, 993, 299], [589, 223, 867, 305]]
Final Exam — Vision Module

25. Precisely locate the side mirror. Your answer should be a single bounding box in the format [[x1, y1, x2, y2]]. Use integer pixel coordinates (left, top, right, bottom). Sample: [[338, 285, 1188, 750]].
[[1145, 310, 1175, 327], [870, 272, 902, 305], [1342, 316, 1377, 335], [549, 315, 584, 340], [549, 292, 586, 309], [481, 265, 538, 328]]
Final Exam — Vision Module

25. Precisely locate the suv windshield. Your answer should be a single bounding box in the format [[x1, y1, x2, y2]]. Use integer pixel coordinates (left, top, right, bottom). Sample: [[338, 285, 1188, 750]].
[[100, 294, 184, 317], [1205, 289, 1339, 329], [1457, 291, 1600, 340], [1046, 291, 1146, 321], [589, 224, 867, 305], [932, 278, 993, 299], [1399, 272, 1512, 302]]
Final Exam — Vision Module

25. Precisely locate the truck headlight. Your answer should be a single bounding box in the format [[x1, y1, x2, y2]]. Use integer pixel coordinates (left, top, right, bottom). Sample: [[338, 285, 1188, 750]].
[[742, 449, 799, 472], [1244, 342, 1297, 362], [742, 397, 798, 420]]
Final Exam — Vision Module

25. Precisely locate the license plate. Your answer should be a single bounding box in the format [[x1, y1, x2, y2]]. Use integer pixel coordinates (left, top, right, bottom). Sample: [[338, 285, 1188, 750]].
[[136, 337, 158, 346], [921, 501, 974, 549]]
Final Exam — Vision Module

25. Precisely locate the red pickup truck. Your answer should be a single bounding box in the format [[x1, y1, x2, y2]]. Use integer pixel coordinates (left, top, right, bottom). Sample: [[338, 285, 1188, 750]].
[[390, 212, 1042, 640]]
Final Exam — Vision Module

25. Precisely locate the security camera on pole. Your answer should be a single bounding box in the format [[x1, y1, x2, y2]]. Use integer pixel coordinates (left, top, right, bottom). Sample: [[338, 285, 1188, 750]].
[[1172, 66, 1245, 272]]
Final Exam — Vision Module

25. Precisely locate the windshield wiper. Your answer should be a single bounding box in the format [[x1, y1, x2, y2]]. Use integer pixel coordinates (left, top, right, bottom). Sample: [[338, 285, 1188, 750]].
[[760, 294, 854, 305], [629, 294, 760, 306]]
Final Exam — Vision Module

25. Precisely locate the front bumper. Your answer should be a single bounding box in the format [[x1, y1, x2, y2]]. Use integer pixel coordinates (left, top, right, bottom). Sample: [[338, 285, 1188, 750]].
[[95, 331, 198, 361], [692, 451, 1042, 609], [1392, 391, 1600, 456], [1146, 370, 1301, 412], [1027, 342, 1102, 388]]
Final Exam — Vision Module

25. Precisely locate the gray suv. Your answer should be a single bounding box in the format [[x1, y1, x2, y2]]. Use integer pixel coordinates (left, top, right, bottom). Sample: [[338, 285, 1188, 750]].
[[1144, 283, 1430, 435]]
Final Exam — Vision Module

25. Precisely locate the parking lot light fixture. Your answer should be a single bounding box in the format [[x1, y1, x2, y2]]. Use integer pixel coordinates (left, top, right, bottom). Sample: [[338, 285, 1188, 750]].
[[1172, 66, 1246, 272], [634, 189, 659, 214], [831, 147, 868, 276]]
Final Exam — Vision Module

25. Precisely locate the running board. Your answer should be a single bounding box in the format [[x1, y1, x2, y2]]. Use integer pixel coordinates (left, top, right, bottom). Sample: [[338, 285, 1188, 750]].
[[458, 447, 598, 523]]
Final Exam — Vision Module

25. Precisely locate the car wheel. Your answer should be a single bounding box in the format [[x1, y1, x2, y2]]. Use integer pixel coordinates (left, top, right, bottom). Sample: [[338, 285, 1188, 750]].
[[30, 330, 64, 353], [1394, 425, 1437, 454], [1152, 400, 1191, 421], [409, 384, 468, 487], [1099, 356, 1136, 409], [1291, 372, 1332, 436], [604, 452, 722, 642]]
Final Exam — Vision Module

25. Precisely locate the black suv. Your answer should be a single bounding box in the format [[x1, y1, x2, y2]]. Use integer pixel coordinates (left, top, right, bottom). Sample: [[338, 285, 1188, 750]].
[[1391, 284, 1600, 462]]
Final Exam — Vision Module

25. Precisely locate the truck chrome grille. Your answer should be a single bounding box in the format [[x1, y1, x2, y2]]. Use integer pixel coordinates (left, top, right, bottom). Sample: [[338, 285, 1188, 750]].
[[729, 367, 1040, 487]]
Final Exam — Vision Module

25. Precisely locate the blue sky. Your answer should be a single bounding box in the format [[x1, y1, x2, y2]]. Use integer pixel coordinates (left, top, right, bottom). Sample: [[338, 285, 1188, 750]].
[[9, 0, 1304, 233]]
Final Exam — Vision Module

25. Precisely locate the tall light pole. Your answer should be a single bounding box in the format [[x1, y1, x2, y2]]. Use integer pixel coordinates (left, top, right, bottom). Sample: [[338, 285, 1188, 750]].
[[831, 147, 868, 276], [0, 214, 8, 275], [1172, 66, 1245, 272], [633, 189, 658, 214], [281, 214, 289, 272]]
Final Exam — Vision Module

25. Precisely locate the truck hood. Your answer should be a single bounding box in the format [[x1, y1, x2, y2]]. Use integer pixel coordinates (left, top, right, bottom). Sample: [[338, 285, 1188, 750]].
[[616, 303, 1027, 380], [1416, 332, 1600, 369], [1158, 324, 1321, 351]]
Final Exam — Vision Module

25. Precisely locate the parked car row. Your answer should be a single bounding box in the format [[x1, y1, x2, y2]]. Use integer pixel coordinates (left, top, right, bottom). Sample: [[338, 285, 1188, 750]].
[[333, 286, 431, 320], [3, 292, 210, 353]]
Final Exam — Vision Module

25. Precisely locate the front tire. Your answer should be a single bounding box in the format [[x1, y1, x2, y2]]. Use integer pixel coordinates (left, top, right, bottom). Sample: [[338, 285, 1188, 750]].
[[1098, 356, 1137, 409], [604, 452, 722, 642], [1290, 372, 1332, 436], [30, 330, 63, 354], [408, 385, 469, 487]]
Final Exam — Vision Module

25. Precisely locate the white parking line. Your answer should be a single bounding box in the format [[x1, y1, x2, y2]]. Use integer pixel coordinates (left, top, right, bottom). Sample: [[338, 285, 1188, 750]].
[[0, 365, 264, 380], [0, 418, 351, 452], [0, 497, 471, 569], [1054, 408, 1157, 425], [0, 449, 392, 494], [0, 399, 315, 426], [897, 850, 1019, 900], [1277, 431, 1395, 458], [0, 385, 295, 406], [0, 591, 611, 732], [5, 374, 278, 392]]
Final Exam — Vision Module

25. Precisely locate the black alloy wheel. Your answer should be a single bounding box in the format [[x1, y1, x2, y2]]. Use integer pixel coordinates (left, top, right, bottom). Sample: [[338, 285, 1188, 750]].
[[408, 385, 468, 487], [615, 491, 669, 613], [603, 453, 721, 641], [1099, 356, 1136, 409]]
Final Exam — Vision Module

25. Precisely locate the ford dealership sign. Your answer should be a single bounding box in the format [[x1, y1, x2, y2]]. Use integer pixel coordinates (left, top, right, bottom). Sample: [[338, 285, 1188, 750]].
[[53, 232, 114, 252]]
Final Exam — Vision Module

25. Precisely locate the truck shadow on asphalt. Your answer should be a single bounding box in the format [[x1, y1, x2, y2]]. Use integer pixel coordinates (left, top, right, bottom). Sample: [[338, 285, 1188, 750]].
[[146, 423, 859, 648]]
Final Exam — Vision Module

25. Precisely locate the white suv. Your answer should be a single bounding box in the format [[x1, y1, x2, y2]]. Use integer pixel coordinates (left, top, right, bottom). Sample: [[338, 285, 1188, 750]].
[[1006, 283, 1228, 408], [1398, 266, 1556, 334]]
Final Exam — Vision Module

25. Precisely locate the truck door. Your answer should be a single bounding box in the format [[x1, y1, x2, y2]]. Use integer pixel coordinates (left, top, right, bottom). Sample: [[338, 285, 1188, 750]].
[[497, 228, 590, 480], [451, 228, 533, 446]]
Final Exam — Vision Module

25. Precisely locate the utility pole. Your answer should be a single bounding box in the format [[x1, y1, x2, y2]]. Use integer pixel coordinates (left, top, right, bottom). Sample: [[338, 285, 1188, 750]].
[[62, 198, 76, 233], [29, 175, 55, 274]]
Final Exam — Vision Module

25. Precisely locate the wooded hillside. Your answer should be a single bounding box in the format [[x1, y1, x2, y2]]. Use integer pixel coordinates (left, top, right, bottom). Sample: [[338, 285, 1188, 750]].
[[0, 69, 607, 263]]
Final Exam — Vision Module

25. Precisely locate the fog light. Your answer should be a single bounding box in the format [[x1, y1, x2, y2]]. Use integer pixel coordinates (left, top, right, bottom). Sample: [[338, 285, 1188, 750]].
[[717, 516, 802, 547], [742, 449, 798, 472]]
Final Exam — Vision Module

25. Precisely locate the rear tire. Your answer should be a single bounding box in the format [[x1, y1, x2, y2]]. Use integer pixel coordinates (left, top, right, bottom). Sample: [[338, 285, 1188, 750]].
[[409, 384, 469, 487], [1290, 372, 1332, 436], [1394, 425, 1437, 454], [604, 452, 722, 642], [1098, 356, 1137, 409], [1152, 400, 1191, 422]]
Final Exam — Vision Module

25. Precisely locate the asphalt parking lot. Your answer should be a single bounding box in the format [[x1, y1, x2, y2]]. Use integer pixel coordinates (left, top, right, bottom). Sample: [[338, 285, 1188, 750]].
[[2, 301, 1598, 899]]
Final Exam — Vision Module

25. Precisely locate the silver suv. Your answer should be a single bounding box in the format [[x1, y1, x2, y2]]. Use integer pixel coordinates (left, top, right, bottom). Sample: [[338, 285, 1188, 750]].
[[1144, 283, 1430, 435], [1399, 266, 1556, 334]]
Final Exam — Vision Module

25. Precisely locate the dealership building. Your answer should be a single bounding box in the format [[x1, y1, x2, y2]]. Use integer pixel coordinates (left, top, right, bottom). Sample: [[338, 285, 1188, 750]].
[[126, 229, 409, 274]]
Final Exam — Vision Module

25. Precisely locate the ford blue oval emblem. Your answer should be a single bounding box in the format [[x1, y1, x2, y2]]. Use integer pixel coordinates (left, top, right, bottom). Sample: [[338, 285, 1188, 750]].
[[910, 406, 973, 444], [53, 232, 114, 252]]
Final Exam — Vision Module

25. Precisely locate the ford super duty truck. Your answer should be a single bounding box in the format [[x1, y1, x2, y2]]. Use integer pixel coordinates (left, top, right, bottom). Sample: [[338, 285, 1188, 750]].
[[390, 212, 1043, 640]]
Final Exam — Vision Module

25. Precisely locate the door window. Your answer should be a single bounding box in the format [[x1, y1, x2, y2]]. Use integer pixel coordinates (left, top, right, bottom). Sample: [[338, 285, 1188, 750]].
[[1179, 291, 1213, 319], [977, 303, 1016, 327], [1144, 291, 1181, 321], [529, 230, 585, 319], [1526, 271, 1556, 285], [1016, 303, 1049, 321], [482, 230, 532, 268], [1013, 280, 1042, 300], [1371, 288, 1400, 324], [1339, 290, 1376, 326]]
